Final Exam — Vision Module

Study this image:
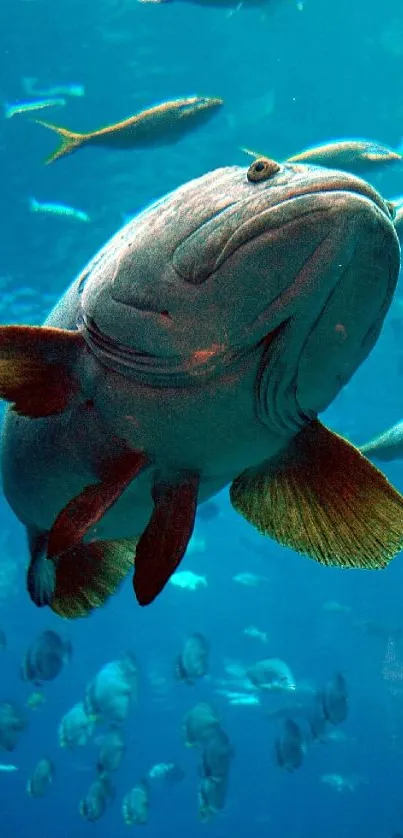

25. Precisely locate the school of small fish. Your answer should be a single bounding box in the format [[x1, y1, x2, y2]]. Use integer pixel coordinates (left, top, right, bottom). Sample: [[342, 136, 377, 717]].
[[0, 617, 354, 822]]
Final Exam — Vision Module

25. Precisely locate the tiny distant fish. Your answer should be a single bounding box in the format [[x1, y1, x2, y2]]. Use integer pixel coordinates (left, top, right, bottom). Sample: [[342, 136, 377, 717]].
[[22, 78, 85, 98], [35, 95, 223, 164], [246, 658, 295, 692], [198, 728, 233, 824], [122, 780, 149, 826], [182, 703, 220, 749], [28, 197, 90, 223], [215, 689, 260, 706], [21, 630, 72, 685], [0, 630, 6, 651], [243, 625, 268, 643], [58, 701, 94, 749], [147, 762, 185, 785], [201, 728, 233, 780], [320, 673, 348, 725], [0, 702, 27, 752], [26, 691, 46, 711], [80, 776, 114, 822], [85, 655, 139, 725], [96, 729, 126, 775], [274, 718, 306, 772], [169, 570, 207, 590], [175, 633, 209, 684], [320, 773, 357, 792], [4, 98, 66, 119], [0, 763, 17, 772], [232, 571, 269, 586], [27, 757, 55, 797]]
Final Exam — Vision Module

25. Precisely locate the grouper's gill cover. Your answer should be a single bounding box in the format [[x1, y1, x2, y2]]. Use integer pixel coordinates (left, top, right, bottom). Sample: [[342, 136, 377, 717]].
[[0, 159, 402, 619]]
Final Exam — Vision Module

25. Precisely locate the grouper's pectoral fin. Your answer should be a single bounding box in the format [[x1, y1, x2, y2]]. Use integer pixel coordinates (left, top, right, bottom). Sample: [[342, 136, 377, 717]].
[[133, 475, 200, 606], [27, 527, 137, 619], [230, 419, 403, 571], [0, 325, 85, 417], [47, 450, 148, 560], [26, 450, 148, 619]]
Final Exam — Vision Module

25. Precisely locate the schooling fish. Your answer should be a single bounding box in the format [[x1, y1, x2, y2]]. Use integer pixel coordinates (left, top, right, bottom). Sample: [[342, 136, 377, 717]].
[[1, 157, 403, 619], [360, 420, 403, 462], [287, 139, 402, 174], [4, 98, 66, 119], [243, 139, 402, 177], [29, 197, 90, 223], [36, 95, 223, 164]]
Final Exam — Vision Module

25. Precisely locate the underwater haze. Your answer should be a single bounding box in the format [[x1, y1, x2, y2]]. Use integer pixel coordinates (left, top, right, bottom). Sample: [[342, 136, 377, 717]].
[[2, 0, 403, 836]]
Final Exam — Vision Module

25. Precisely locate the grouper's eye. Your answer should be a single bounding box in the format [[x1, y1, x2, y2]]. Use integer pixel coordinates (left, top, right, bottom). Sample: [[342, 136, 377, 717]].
[[247, 157, 280, 183]]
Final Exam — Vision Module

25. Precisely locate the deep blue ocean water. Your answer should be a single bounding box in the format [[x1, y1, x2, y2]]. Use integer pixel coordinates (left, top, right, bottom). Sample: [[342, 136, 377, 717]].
[[1, 0, 403, 835]]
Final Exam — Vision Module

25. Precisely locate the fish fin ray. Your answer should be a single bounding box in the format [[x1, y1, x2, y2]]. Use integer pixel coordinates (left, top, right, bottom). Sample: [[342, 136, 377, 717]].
[[51, 538, 136, 619], [36, 120, 85, 164], [230, 419, 403, 570], [0, 325, 84, 417], [133, 475, 199, 606]]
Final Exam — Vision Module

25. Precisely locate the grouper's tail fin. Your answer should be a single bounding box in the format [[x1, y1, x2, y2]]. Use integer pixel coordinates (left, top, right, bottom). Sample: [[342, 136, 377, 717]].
[[35, 120, 86, 164]]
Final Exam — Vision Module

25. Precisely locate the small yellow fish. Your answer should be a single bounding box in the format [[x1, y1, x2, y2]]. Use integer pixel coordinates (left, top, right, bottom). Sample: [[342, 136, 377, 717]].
[[242, 139, 402, 176], [36, 95, 223, 164]]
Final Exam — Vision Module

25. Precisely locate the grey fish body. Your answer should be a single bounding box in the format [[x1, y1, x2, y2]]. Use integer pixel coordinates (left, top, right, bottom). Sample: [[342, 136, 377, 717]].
[[360, 420, 403, 461], [2, 162, 397, 535], [176, 633, 210, 683], [1, 160, 403, 618], [27, 758, 55, 797], [287, 139, 402, 175]]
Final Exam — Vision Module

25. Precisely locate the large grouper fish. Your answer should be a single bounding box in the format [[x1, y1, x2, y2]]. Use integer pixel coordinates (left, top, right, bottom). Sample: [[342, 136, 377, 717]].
[[1, 155, 403, 620]]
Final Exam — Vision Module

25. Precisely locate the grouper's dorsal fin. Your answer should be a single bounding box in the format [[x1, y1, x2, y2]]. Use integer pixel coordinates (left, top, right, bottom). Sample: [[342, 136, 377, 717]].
[[0, 325, 85, 417], [47, 450, 149, 560], [133, 475, 200, 606], [230, 419, 403, 571]]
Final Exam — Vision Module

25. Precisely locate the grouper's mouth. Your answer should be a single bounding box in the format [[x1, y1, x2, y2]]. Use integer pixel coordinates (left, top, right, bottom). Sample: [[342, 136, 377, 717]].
[[79, 311, 257, 387]]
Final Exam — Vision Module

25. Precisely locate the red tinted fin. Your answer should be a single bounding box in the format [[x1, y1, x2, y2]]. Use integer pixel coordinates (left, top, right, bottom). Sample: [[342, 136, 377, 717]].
[[0, 326, 84, 417], [231, 420, 403, 570], [47, 451, 148, 560], [133, 475, 199, 606], [50, 538, 136, 619]]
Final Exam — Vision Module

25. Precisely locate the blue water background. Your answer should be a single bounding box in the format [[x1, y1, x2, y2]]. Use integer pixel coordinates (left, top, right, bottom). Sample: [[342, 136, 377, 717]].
[[1, 0, 403, 835]]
